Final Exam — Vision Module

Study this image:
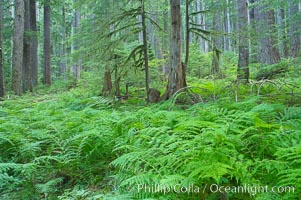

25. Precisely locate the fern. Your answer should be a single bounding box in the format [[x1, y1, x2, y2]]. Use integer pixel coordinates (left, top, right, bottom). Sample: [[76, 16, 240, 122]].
[[36, 177, 64, 195]]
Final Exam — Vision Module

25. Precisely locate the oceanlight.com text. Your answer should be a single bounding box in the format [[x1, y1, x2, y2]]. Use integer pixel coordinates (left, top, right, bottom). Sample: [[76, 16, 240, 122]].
[[137, 184, 295, 196]]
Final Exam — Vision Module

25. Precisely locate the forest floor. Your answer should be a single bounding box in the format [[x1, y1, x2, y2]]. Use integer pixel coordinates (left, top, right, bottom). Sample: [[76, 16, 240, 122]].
[[0, 73, 301, 200]]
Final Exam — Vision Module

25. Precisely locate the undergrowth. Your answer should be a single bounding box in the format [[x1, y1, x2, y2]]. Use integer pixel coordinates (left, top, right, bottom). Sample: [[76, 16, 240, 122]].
[[0, 75, 300, 199]]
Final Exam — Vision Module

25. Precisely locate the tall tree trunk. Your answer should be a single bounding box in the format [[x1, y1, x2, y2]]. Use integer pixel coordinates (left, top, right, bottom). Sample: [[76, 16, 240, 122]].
[[184, 0, 189, 66], [102, 68, 112, 96], [237, 0, 249, 83], [212, 3, 223, 50], [5, 1, 13, 75], [70, 10, 75, 75], [23, 0, 32, 92], [202, 1, 209, 53], [288, 1, 300, 57], [248, 0, 257, 62], [70, 8, 81, 80], [254, 0, 280, 64], [60, 5, 67, 77], [0, 1, 5, 97], [162, 0, 187, 100], [162, 0, 169, 76], [114, 66, 120, 97], [211, 8, 222, 76], [154, 3, 165, 79], [75, 9, 81, 79], [138, 15, 143, 43], [30, 0, 38, 86], [225, 0, 232, 51], [12, 0, 24, 95], [141, 0, 150, 102], [43, 0, 51, 85], [276, 3, 288, 58], [195, 0, 202, 51]]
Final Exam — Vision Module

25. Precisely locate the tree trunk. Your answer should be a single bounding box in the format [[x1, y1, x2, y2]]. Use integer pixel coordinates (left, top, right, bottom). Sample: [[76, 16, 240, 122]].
[[23, 0, 32, 92], [237, 0, 249, 83], [195, 0, 202, 50], [75, 9, 81, 79], [248, 0, 256, 62], [12, 0, 24, 95], [114, 67, 120, 97], [141, 0, 150, 102], [154, 2, 165, 79], [43, 0, 51, 85], [276, 3, 289, 58], [70, 7, 81, 80], [60, 5, 67, 77], [102, 69, 112, 96], [201, 0, 209, 53], [30, 0, 38, 86], [211, 3, 222, 76], [138, 15, 143, 43], [184, 0, 189, 66], [288, 1, 300, 57], [225, 0, 232, 51], [0, 1, 5, 97], [70, 10, 75, 75], [162, 0, 187, 100], [162, 0, 169, 76], [212, 4, 223, 50], [254, 0, 280, 64]]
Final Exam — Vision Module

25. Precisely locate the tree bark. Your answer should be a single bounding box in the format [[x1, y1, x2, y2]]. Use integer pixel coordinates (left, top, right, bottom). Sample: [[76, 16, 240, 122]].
[[138, 15, 143, 43], [162, 0, 169, 76], [195, 0, 202, 50], [0, 1, 5, 97], [141, 0, 150, 102], [162, 0, 187, 100], [237, 0, 249, 83], [248, 0, 257, 62], [60, 5, 67, 77], [254, 0, 280, 64], [154, 2, 165, 79], [30, 0, 38, 86], [70, 7, 81, 80], [184, 0, 189, 66], [23, 0, 32, 92], [225, 0, 232, 51], [70, 10, 75, 75], [211, 2, 222, 76], [43, 0, 51, 85], [114, 66, 120, 97], [75, 9, 81, 79], [12, 0, 24, 95], [102, 69, 112, 96], [288, 1, 300, 57], [276, 3, 289, 58]]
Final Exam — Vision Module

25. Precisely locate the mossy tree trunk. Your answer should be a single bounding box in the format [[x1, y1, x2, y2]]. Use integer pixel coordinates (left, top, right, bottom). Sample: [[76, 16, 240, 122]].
[[288, 1, 300, 58], [23, 0, 32, 92], [30, 0, 38, 86], [0, 1, 5, 97], [12, 0, 24, 95], [254, 0, 280, 64], [237, 0, 249, 83], [141, 0, 150, 102], [43, 0, 51, 85], [162, 0, 187, 100], [102, 69, 112, 96]]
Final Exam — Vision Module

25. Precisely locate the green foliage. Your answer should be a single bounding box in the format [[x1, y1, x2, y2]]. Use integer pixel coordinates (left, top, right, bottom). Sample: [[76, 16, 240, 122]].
[[188, 43, 212, 78], [1, 71, 301, 199], [0, 88, 118, 199], [110, 97, 301, 200]]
